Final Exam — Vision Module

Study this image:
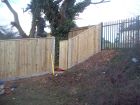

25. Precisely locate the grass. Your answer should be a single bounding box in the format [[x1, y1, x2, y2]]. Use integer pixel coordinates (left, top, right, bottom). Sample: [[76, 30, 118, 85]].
[[0, 48, 140, 105]]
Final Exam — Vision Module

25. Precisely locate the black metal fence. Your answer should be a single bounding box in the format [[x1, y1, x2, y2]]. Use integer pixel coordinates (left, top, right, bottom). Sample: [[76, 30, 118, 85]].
[[101, 16, 140, 50]]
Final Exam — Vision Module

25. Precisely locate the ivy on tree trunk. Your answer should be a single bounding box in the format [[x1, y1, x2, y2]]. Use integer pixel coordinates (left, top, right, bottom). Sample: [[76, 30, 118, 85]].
[[29, 0, 108, 38]]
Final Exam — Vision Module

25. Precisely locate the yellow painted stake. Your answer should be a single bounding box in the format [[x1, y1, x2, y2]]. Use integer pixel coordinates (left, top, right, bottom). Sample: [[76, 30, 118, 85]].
[[51, 53, 55, 76]]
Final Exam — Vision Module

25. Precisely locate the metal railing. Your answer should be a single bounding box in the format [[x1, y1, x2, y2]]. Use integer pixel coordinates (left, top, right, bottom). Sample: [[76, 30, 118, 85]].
[[101, 16, 140, 49]]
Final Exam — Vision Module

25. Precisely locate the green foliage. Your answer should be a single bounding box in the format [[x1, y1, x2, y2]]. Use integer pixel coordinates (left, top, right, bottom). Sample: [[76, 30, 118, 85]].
[[54, 20, 76, 38], [29, 0, 91, 38], [28, 0, 92, 64]]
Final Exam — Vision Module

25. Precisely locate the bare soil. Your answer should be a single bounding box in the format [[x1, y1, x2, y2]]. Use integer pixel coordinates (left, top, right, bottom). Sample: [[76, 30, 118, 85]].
[[0, 49, 140, 105]]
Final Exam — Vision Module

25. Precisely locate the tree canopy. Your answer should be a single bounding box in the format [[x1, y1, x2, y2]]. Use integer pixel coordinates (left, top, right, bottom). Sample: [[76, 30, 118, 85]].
[[29, 0, 108, 38], [1, 0, 108, 38]]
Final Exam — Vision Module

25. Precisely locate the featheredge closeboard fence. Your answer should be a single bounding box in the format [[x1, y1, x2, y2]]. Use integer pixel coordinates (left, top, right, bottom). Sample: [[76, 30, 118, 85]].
[[59, 24, 101, 69], [0, 37, 55, 80], [68, 26, 93, 38]]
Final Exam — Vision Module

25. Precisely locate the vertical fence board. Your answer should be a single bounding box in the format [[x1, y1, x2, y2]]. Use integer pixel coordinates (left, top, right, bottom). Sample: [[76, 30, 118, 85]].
[[0, 42, 4, 78], [71, 37, 79, 66], [46, 38, 53, 73], [68, 39, 72, 68], [59, 41, 68, 69]]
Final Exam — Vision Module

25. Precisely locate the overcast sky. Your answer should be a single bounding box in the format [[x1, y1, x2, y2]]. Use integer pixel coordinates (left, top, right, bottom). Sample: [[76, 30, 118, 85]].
[[0, 0, 140, 34]]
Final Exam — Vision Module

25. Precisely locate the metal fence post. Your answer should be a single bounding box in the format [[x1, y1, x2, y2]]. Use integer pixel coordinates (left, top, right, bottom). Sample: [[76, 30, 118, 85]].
[[101, 22, 103, 50], [136, 16, 140, 46]]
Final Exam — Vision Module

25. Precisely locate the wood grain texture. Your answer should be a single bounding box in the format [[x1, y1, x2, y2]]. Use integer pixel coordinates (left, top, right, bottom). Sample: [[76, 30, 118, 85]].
[[59, 24, 102, 69], [0, 37, 55, 80]]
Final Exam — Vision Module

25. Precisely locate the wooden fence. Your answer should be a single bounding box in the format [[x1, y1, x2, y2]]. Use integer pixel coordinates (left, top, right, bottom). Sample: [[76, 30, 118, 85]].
[[59, 24, 101, 69], [0, 37, 55, 80], [68, 26, 93, 38]]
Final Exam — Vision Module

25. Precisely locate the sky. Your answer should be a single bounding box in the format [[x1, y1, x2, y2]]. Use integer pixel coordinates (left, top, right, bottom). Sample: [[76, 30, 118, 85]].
[[0, 0, 140, 34]]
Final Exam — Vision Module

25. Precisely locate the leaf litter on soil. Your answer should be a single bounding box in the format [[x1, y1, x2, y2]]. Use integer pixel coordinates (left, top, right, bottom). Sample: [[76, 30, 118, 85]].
[[1, 49, 140, 105]]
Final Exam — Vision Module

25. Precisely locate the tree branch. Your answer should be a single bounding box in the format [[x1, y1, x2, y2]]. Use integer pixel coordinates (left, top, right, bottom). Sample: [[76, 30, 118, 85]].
[[1, 0, 28, 38], [54, 0, 63, 4], [91, 0, 110, 4], [72, 0, 91, 15]]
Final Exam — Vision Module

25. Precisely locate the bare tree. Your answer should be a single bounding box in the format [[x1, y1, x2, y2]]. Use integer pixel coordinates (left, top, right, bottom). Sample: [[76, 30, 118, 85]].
[[1, 0, 28, 38]]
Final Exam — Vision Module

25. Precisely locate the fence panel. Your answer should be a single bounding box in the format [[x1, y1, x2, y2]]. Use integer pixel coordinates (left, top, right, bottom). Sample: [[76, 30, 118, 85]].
[[0, 37, 55, 80], [59, 25, 101, 69]]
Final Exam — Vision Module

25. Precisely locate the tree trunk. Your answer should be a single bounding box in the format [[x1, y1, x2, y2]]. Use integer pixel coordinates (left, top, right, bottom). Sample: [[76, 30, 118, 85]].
[[29, 19, 36, 37]]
